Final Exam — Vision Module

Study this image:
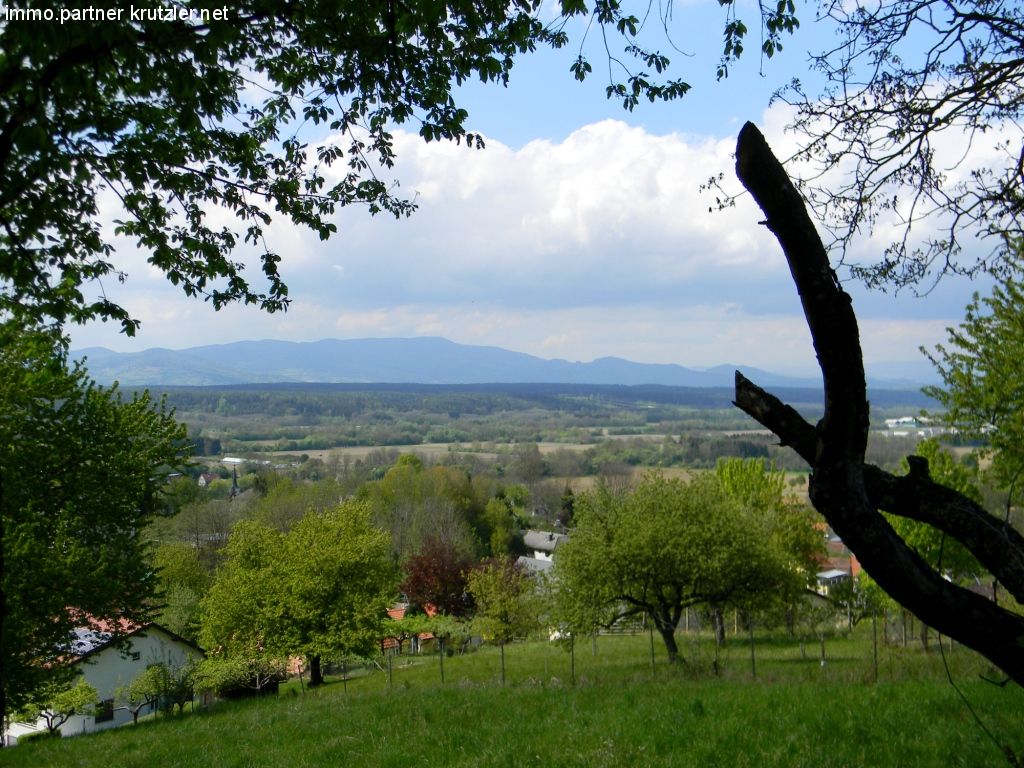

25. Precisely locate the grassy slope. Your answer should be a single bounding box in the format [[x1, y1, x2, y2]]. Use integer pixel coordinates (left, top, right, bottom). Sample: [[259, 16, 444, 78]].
[[5, 632, 1022, 768]]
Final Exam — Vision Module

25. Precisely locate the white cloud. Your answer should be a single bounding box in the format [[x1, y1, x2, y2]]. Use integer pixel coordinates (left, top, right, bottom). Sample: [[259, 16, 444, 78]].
[[70, 113, 979, 375]]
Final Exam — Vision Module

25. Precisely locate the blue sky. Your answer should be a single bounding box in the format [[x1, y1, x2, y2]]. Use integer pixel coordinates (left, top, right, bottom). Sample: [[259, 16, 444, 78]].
[[70, 2, 989, 379]]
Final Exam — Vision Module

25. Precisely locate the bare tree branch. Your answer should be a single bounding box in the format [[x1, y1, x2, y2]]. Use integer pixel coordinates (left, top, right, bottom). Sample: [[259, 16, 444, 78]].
[[733, 120, 1024, 686]]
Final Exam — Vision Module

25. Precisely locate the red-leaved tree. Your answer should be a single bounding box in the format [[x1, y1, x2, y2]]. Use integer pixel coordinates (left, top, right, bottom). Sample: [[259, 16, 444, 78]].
[[401, 537, 476, 617]]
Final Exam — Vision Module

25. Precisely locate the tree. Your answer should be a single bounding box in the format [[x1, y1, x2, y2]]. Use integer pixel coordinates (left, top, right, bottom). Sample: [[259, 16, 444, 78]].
[[715, 458, 822, 578], [15, 678, 98, 736], [401, 536, 476, 618], [0, 322, 186, 729], [199, 502, 396, 689], [558, 485, 576, 528], [482, 497, 517, 557], [731, 121, 1024, 686], [0, 0, 715, 336], [510, 443, 548, 486], [553, 473, 793, 663], [152, 541, 212, 642], [118, 664, 168, 725], [274, 502, 396, 686], [118, 656, 195, 720], [359, 461, 482, 560], [467, 557, 540, 684], [779, 0, 1024, 288], [247, 476, 345, 532], [192, 653, 287, 700], [890, 440, 987, 585], [714, 457, 825, 640], [196, 520, 288, 696], [923, 267, 1024, 498]]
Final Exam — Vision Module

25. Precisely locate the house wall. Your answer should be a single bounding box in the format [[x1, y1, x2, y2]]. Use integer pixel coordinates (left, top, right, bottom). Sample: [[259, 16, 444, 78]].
[[6, 628, 201, 745]]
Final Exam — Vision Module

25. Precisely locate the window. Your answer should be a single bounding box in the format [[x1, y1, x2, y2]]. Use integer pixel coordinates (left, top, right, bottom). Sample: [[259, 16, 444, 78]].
[[95, 699, 114, 723], [131, 652, 140, 661]]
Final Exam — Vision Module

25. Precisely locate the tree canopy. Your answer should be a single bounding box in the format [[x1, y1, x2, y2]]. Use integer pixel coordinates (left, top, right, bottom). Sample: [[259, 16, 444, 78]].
[[401, 535, 476, 618], [4, 1, 1017, 317], [0, 323, 186, 726], [466, 556, 540, 646], [199, 501, 396, 689], [553, 471, 804, 663], [0, 0, 737, 335], [923, 262, 1024, 496]]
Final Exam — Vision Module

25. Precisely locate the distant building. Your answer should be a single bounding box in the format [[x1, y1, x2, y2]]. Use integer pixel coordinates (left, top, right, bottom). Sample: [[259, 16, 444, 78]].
[[516, 555, 555, 575], [523, 529, 568, 562], [816, 569, 851, 596], [196, 472, 219, 488]]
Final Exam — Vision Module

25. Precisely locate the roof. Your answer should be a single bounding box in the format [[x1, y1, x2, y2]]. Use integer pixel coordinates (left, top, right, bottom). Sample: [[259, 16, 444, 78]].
[[816, 569, 850, 581], [66, 621, 204, 663], [523, 530, 567, 553], [517, 555, 554, 574]]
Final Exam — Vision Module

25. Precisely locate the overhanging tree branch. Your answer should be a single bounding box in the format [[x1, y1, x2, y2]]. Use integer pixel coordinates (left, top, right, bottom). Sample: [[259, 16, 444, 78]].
[[732, 121, 1024, 686], [734, 372, 1024, 602]]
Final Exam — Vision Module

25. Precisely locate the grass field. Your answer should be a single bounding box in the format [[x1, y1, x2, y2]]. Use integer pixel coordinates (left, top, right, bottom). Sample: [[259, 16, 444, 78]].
[[5, 629, 1022, 767]]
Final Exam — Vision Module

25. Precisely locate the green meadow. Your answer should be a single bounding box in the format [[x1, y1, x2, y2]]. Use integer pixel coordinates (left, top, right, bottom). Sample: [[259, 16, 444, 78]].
[[5, 629, 1022, 768]]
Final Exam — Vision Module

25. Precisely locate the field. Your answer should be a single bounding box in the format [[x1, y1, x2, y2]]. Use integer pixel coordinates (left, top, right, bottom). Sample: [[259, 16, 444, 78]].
[[5, 628, 1022, 767]]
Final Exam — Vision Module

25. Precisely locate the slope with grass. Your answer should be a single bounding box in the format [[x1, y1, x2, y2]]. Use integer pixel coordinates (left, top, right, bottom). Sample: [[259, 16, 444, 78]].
[[4, 631, 1022, 767]]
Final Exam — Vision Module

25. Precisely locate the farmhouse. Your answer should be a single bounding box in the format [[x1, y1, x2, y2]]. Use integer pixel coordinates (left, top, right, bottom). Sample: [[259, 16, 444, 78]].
[[5, 621, 203, 745]]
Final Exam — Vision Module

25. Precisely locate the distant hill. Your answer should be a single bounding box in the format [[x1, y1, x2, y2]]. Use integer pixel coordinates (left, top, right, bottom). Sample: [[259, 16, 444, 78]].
[[72, 336, 928, 390]]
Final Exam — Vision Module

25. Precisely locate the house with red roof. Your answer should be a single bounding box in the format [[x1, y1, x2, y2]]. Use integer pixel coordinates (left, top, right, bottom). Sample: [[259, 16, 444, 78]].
[[5, 620, 203, 745], [380, 603, 437, 655]]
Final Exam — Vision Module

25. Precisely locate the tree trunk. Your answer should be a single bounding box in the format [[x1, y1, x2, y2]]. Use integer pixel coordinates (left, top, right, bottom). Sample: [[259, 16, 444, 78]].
[[657, 625, 680, 664], [308, 655, 324, 687], [570, 634, 575, 686], [0, 470, 6, 740], [732, 121, 1024, 686], [500, 641, 506, 686], [711, 606, 726, 647], [748, 619, 756, 679]]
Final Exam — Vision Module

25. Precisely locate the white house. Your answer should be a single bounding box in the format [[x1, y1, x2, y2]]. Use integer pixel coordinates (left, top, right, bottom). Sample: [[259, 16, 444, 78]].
[[522, 529, 568, 562], [5, 622, 203, 745], [815, 569, 851, 596]]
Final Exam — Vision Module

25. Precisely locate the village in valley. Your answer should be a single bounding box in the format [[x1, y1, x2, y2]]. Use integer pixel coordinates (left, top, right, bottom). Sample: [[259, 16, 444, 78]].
[[3, 0, 1024, 765], [2, 385, 1008, 749]]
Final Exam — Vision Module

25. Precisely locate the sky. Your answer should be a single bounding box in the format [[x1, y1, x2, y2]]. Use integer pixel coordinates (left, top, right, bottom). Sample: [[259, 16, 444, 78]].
[[68, 2, 992, 379]]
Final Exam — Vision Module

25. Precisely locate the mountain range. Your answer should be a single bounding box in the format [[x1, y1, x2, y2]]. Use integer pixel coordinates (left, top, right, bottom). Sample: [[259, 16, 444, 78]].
[[71, 336, 934, 389]]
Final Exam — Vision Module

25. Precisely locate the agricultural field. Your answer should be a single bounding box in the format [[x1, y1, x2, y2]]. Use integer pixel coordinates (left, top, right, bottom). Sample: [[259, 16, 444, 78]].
[[4, 628, 1021, 768], [161, 382, 937, 466]]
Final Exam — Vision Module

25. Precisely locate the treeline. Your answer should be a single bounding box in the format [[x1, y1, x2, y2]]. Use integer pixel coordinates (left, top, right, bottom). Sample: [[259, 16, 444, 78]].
[[158, 383, 932, 455], [541, 432, 930, 475]]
